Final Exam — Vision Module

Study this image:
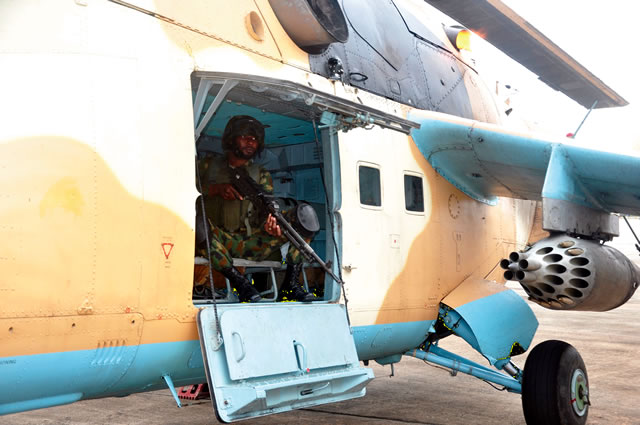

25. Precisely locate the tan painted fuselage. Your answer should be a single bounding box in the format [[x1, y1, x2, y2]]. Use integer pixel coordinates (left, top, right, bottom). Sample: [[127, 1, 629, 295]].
[[0, 0, 535, 361]]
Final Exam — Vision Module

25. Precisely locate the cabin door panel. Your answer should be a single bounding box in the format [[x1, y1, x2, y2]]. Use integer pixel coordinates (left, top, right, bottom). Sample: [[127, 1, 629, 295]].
[[198, 303, 373, 422]]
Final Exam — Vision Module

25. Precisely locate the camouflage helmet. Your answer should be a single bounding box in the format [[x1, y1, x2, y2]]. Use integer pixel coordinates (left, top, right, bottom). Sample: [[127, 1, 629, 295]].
[[221, 115, 266, 154]]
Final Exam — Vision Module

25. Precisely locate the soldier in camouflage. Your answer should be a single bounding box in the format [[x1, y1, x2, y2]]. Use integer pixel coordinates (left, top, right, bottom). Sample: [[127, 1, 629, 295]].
[[203, 115, 316, 303]]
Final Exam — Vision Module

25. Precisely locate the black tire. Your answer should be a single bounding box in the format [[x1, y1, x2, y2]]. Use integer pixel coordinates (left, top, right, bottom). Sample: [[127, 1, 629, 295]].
[[522, 340, 589, 425]]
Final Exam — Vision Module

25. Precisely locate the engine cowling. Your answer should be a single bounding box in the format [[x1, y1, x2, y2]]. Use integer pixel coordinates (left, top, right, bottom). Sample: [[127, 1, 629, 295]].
[[501, 234, 639, 311]]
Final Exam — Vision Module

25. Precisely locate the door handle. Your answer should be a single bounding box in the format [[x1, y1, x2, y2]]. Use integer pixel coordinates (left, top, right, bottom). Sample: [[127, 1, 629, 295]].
[[293, 340, 308, 372], [231, 331, 246, 362], [300, 382, 329, 396]]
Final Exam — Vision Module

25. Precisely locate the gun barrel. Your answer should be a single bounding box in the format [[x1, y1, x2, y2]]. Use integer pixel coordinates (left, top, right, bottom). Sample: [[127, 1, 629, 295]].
[[277, 215, 343, 284]]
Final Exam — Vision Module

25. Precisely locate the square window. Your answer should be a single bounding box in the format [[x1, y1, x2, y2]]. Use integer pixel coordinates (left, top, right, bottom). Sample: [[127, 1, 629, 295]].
[[359, 166, 381, 206], [404, 174, 424, 212]]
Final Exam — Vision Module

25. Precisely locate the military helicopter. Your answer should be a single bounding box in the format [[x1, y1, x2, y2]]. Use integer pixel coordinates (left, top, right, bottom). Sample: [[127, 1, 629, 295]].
[[0, 1, 637, 424]]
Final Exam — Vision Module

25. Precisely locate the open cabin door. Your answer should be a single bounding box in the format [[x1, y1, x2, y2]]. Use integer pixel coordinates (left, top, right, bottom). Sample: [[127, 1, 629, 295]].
[[192, 72, 419, 421], [197, 303, 371, 422]]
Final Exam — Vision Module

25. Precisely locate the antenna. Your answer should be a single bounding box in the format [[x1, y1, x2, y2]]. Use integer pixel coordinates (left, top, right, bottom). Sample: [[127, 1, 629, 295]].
[[568, 100, 598, 139]]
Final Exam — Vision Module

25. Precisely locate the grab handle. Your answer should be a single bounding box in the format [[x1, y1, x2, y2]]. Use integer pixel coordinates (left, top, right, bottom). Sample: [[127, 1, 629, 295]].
[[293, 340, 308, 372], [231, 331, 246, 362]]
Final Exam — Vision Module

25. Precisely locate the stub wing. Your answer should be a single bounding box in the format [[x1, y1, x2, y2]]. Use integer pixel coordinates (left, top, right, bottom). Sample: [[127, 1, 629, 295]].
[[409, 110, 640, 216]]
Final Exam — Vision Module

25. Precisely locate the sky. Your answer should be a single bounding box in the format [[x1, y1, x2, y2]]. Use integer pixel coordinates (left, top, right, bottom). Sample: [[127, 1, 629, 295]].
[[460, 0, 640, 153]]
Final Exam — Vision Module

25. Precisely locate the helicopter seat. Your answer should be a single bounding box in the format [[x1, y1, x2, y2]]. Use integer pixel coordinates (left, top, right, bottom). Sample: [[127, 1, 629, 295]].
[[193, 257, 284, 302]]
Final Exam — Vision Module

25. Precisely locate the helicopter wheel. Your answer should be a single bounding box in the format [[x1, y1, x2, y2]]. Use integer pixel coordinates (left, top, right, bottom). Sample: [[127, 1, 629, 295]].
[[522, 340, 589, 425]]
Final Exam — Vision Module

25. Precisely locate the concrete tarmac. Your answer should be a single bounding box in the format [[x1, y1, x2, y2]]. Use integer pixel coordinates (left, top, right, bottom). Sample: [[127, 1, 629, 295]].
[[4, 282, 639, 425]]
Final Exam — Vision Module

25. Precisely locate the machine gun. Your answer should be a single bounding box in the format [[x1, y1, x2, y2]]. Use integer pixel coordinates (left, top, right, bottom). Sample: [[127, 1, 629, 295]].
[[227, 165, 344, 285]]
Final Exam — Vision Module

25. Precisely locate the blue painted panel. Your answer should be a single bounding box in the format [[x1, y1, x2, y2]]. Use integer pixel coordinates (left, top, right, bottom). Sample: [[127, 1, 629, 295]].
[[351, 320, 433, 361], [449, 290, 538, 365], [102, 340, 206, 396], [542, 144, 595, 208], [408, 111, 640, 215], [0, 342, 141, 415], [0, 341, 206, 415], [0, 393, 84, 416], [408, 112, 552, 204], [543, 143, 640, 213]]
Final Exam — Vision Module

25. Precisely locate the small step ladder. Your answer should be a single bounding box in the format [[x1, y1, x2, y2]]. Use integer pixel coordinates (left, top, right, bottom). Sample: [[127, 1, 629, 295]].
[[178, 383, 210, 400]]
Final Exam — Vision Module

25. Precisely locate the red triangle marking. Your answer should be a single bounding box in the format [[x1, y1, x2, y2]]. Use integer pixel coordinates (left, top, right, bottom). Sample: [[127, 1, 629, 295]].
[[161, 243, 174, 259]]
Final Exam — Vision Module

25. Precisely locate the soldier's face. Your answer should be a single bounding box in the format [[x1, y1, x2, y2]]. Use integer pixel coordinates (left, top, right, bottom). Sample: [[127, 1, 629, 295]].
[[233, 134, 259, 159]]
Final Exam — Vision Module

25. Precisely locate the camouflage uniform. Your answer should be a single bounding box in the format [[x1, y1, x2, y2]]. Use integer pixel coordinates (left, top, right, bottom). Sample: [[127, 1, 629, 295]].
[[204, 156, 306, 271], [209, 223, 306, 270]]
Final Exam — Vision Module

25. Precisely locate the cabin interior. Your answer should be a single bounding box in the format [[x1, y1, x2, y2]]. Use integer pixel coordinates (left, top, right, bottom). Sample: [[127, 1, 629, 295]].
[[190, 73, 341, 305]]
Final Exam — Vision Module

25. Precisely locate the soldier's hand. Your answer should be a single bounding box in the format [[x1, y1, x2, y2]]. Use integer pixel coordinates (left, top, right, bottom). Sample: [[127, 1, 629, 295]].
[[264, 214, 282, 237], [210, 183, 243, 200]]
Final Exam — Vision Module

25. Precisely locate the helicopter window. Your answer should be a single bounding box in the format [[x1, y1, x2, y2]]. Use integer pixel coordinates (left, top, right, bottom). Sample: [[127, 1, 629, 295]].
[[404, 173, 424, 213], [358, 164, 382, 207]]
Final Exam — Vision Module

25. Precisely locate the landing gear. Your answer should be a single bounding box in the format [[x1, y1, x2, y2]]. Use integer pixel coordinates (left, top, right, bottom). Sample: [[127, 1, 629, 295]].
[[522, 340, 589, 425]]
